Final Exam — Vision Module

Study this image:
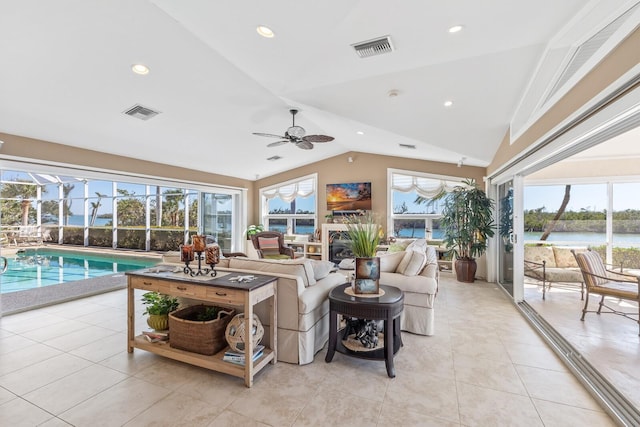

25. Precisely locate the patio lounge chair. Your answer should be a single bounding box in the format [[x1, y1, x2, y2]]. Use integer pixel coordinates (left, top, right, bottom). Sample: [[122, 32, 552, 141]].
[[572, 249, 640, 335]]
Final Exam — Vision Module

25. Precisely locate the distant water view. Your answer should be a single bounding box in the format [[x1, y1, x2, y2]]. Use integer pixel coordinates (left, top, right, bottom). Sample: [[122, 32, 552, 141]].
[[524, 231, 640, 245], [44, 214, 111, 227], [292, 225, 444, 240]]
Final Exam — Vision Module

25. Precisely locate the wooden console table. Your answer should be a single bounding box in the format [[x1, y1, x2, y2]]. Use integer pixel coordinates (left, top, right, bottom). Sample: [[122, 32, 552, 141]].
[[126, 269, 277, 388]]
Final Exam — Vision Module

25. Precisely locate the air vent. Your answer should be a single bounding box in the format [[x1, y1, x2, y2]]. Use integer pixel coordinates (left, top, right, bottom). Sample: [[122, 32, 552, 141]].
[[399, 144, 416, 149], [352, 35, 394, 58], [267, 155, 282, 161], [123, 104, 161, 121]]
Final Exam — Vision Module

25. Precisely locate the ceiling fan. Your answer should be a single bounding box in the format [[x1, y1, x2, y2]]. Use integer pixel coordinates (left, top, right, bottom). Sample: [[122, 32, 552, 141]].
[[253, 109, 334, 150]]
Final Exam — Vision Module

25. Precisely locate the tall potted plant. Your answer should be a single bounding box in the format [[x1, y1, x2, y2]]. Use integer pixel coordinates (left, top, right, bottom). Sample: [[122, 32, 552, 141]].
[[345, 211, 382, 293], [439, 179, 495, 283]]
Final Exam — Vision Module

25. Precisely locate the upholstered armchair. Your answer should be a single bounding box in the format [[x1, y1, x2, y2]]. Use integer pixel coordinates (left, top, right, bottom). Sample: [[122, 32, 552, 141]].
[[250, 231, 295, 259], [572, 249, 640, 335]]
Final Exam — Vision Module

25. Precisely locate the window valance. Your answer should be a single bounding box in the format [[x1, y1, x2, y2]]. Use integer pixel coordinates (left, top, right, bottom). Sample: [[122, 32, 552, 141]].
[[391, 173, 460, 199], [262, 177, 315, 202]]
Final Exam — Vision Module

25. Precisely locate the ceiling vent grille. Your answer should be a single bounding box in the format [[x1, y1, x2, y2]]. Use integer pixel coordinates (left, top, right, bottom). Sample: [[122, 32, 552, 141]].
[[123, 104, 161, 121], [267, 155, 282, 161], [544, 3, 638, 104], [399, 143, 416, 149], [352, 35, 394, 58]]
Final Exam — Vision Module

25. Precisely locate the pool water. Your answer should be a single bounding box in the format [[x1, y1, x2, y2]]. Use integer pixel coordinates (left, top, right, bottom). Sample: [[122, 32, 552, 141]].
[[0, 249, 158, 293]]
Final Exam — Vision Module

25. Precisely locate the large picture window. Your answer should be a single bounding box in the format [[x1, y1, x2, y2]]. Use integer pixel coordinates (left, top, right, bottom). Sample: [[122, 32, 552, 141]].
[[388, 169, 461, 240], [261, 174, 316, 235]]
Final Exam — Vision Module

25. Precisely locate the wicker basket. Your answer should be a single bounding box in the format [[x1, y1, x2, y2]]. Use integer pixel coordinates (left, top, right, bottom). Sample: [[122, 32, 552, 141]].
[[169, 305, 236, 355]]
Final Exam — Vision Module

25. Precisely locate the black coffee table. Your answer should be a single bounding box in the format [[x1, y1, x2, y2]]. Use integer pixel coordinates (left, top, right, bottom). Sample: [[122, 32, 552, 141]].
[[325, 283, 404, 377]]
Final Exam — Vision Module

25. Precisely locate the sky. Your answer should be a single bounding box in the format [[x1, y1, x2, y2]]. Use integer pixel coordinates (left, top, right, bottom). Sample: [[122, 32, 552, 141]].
[[524, 183, 640, 212]]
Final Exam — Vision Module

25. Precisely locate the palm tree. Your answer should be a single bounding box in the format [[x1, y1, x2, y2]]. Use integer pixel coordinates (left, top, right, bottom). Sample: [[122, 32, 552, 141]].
[[89, 192, 107, 226], [62, 183, 75, 225]]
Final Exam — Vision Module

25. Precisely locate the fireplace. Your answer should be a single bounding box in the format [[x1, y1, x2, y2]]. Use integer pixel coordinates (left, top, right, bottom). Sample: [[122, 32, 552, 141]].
[[328, 230, 353, 264]]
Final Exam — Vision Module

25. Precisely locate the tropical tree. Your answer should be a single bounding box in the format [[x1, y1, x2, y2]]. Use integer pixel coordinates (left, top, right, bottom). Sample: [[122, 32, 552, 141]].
[[0, 180, 39, 225], [115, 189, 145, 226], [62, 183, 75, 225], [539, 185, 571, 242], [89, 192, 107, 226]]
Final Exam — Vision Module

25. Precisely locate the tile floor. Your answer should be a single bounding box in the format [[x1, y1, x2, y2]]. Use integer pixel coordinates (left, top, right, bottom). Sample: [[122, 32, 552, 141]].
[[525, 280, 640, 411], [0, 274, 616, 426]]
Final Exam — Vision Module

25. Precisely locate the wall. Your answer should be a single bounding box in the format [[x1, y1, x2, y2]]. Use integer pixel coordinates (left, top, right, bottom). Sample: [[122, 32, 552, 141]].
[[254, 151, 486, 234], [488, 27, 640, 175]]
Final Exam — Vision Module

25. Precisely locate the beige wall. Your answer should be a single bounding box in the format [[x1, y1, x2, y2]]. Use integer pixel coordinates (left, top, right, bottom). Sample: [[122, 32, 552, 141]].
[[255, 151, 486, 233], [488, 27, 640, 175]]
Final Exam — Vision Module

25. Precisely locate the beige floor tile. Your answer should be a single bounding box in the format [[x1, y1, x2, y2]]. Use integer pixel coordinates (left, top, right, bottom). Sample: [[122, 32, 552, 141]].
[[68, 331, 126, 362], [227, 389, 306, 426], [384, 370, 460, 423], [293, 389, 382, 426], [73, 306, 128, 332], [378, 403, 461, 426], [134, 358, 202, 390], [457, 381, 543, 426], [0, 386, 16, 405], [43, 324, 119, 352], [318, 355, 391, 402], [0, 352, 92, 395], [453, 353, 528, 395], [99, 347, 164, 375], [124, 390, 223, 426], [38, 417, 73, 426], [20, 318, 92, 342], [515, 365, 603, 410], [532, 398, 616, 427], [0, 333, 38, 355], [206, 409, 270, 426], [175, 370, 247, 407], [59, 377, 171, 426], [0, 342, 62, 376], [505, 341, 568, 372], [0, 396, 55, 426], [23, 364, 129, 415]]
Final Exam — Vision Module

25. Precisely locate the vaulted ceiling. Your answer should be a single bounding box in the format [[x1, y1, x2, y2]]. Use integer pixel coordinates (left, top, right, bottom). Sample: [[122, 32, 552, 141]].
[[0, 0, 623, 180]]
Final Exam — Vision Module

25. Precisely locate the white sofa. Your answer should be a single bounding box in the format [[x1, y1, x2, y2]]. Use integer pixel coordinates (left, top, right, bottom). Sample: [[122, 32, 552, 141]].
[[162, 253, 345, 365], [376, 240, 439, 336]]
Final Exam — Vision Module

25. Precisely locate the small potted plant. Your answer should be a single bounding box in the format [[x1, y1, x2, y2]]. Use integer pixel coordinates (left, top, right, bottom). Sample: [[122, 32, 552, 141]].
[[246, 224, 264, 239], [345, 211, 382, 294], [324, 213, 334, 223], [141, 292, 179, 331]]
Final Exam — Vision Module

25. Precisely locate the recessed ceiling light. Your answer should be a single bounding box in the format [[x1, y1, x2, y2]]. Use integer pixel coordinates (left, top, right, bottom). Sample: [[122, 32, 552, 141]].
[[356, 131, 364, 135], [131, 64, 149, 75], [256, 26, 275, 38], [448, 25, 464, 33], [444, 100, 454, 107], [387, 89, 400, 98]]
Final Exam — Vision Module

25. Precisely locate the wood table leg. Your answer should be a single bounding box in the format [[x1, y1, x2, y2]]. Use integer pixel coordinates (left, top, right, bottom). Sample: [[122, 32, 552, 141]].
[[325, 309, 337, 363], [384, 317, 395, 378]]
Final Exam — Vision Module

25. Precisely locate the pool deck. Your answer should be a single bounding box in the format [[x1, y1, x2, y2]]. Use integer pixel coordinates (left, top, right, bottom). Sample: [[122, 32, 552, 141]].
[[1, 244, 163, 315]]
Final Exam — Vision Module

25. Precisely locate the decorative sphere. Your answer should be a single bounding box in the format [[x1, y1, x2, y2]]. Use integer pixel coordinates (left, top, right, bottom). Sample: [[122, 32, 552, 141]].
[[225, 313, 264, 353]]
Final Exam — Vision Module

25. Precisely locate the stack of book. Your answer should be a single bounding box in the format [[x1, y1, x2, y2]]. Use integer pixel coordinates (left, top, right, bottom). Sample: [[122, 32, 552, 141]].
[[142, 330, 169, 343], [223, 345, 265, 365]]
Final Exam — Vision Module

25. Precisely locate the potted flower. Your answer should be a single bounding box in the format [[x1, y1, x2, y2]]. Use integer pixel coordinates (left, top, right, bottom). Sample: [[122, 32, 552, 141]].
[[141, 292, 179, 331], [439, 179, 495, 283], [246, 224, 264, 239], [345, 211, 382, 293]]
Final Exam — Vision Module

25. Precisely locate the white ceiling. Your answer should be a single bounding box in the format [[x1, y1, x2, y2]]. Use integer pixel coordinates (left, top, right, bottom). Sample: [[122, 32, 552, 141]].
[[0, 0, 602, 180]]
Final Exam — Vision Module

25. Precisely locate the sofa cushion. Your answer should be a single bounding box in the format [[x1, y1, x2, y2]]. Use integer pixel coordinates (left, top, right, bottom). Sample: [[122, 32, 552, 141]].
[[308, 259, 335, 281], [400, 251, 427, 276], [553, 246, 586, 268], [524, 246, 556, 267], [379, 251, 406, 272], [258, 237, 281, 256], [228, 257, 317, 287]]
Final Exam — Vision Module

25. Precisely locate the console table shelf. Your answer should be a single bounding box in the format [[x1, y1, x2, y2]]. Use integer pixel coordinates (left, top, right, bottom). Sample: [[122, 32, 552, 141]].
[[126, 269, 277, 388]]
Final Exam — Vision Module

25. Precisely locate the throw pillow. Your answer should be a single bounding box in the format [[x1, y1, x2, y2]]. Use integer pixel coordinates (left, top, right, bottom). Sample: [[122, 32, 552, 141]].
[[282, 258, 317, 287], [401, 251, 427, 276], [258, 237, 280, 256], [379, 251, 406, 272], [308, 259, 335, 281]]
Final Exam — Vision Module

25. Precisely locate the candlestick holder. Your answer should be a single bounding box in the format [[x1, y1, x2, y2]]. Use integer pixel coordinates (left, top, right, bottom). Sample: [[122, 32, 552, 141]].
[[183, 251, 217, 277]]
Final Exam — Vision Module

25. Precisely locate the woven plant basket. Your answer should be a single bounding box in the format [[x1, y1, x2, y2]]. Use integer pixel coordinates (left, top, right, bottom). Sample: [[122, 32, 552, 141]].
[[169, 305, 236, 355]]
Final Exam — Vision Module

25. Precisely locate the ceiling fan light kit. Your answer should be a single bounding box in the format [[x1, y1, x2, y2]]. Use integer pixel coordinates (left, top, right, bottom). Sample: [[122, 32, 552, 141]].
[[253, 109, 334, 150]]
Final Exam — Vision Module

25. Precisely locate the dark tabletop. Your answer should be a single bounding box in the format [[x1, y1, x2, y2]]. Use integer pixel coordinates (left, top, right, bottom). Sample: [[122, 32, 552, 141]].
[[127, 268, 277, 291], [329, 283, 403, 305]]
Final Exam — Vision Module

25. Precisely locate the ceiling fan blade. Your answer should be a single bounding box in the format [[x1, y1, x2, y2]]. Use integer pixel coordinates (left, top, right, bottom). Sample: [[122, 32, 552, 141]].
[[296, 141, 314, 150], [267, 140, 289, 147], [252, 132, 286, 138], [303, 135, 334, 143]]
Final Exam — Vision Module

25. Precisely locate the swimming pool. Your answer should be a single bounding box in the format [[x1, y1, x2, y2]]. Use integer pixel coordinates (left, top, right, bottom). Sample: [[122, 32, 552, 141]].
[[0, 249, 159, 293]]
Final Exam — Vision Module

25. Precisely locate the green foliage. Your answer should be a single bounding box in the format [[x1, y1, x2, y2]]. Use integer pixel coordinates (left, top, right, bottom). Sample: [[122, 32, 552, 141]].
[[345, 211, 381, 257], [196, 306, 221, 321], [246, 224, 264, 238], [439, 179, 495, 260], [141, 292, 179, 315]]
